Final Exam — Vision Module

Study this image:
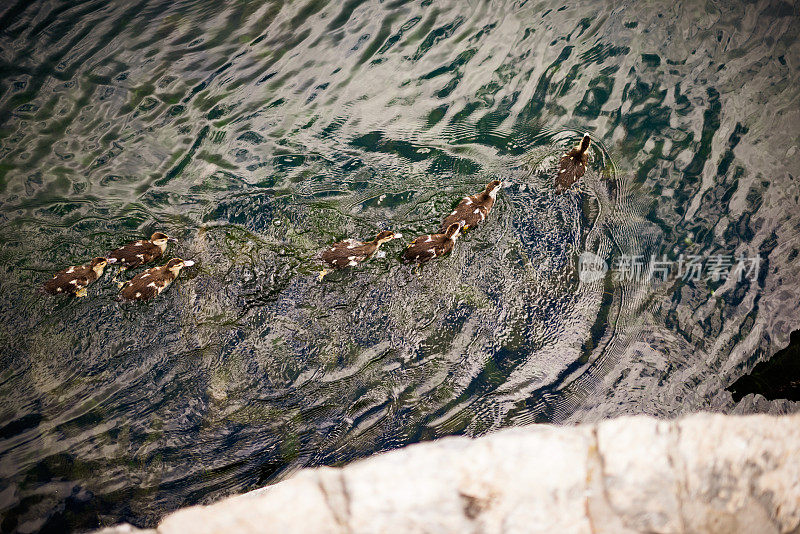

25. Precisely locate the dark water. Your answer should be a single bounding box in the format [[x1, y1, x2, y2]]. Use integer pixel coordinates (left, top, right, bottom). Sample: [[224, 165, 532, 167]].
[[728, 329, 800, 402], [0, 0, 799, 531]]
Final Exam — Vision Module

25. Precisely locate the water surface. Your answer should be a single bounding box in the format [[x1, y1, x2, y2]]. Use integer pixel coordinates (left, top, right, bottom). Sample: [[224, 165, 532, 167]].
[[0, 0, 799, 531]]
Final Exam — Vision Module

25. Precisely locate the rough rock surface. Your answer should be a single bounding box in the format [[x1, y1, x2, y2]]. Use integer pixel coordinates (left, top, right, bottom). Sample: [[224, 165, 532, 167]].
[[101, 412, 800, 534]]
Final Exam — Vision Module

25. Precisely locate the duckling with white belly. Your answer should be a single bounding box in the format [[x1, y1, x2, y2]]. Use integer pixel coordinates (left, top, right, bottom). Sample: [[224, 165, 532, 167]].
[[403, 223, 461, 264], [440, 180, 501, 233], [318, 230, 401, 280], [42, 257, 108, 297], [555, 134, 590, 194], [119, 258, 195, 301], [106, 232, 176, 284]]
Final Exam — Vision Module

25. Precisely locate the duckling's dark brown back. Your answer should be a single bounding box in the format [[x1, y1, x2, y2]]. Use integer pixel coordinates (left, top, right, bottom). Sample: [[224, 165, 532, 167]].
[[42, 260, 102, 295], [120, 265, 174, 301], [108, 239, 162, 268], [403, 224, 459, 263], [556, 135, 590, 194], [440, 184, 499, 232], [321, 240, 376, 269], [43, 265, 89, 294]]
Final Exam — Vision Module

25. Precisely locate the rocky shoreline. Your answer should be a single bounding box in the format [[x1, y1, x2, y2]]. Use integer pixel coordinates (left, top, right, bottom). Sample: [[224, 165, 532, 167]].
[[97, 412, 800, 534]]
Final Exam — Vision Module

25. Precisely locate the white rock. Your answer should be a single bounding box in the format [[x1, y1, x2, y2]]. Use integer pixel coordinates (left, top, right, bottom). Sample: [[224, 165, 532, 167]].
[[97, 413, 800, 534], [159, 469, 344, 534], [94, 525, 155, 534]]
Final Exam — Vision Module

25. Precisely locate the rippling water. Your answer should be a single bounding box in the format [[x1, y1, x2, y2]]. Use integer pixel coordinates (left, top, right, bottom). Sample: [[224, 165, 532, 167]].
[[1, 0, 799, 531]]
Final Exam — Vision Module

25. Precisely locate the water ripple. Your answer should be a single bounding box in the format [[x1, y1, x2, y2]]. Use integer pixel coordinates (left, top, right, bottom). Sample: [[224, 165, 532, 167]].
[[0, 0, 799, 531]]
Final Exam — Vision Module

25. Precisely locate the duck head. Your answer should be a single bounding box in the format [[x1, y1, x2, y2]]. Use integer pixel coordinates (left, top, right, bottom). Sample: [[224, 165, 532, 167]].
[[89, 257, 108, 276], [485, 180, 502, 199], [579, 134, 590, 153], [165, 258, 195, 274], [444, 223, 461, 241], [374, 230, 401, 245], [150, 232, 177, 251]]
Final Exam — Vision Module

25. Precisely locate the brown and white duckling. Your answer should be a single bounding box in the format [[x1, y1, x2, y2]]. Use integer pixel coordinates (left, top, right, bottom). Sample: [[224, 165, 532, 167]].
[[107, 232, 176, 271], [440, 180, 502, 233], [42, 257, 108, 297], [318, 230, 401, 280], [555, 134, 591, 194], [403, 223, 461, 264], [119, 258, 195, 301]]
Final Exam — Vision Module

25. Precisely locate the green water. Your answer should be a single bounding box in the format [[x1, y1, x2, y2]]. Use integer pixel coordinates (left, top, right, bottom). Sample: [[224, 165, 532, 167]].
[[0, 0, 799, 531]]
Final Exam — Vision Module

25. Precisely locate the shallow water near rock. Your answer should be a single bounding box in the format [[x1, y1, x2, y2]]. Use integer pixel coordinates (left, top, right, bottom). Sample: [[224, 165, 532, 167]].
[[0, 0, 798, 531]]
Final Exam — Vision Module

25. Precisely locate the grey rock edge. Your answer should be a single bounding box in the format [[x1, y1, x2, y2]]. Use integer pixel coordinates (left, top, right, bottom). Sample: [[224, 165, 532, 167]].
[[98, 412, 800, 534]]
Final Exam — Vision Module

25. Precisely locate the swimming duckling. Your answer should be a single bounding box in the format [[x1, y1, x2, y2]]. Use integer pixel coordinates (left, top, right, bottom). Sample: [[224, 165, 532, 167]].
[[107, 232, 176, 271], [119, 258, 195, 301], [318, 230, 401, 280], [42, 257, 108, 297], [403, 223, 461, 264], [555, 134, 590, 194], [440, 180, 502, 233]]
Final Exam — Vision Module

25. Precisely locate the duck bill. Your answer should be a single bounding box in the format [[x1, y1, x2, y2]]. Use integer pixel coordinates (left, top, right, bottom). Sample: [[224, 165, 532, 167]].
[[392, 233, 403, 240], [106, 257, 118, 264], [168, 237, 178, 243], [182, 260, 195, 267]]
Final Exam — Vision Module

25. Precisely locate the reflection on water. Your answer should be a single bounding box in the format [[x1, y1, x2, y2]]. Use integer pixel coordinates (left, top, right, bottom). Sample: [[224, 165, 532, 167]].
[[0, 0, 798, 531]]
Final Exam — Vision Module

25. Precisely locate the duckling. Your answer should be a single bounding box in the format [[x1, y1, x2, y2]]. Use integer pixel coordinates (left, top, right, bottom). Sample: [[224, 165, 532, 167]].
[[42, 257, 108, 297], [119, 258, 195, 301], [318, 230, 401, 280], [440, 180, 502, 233], [403, 223, 461, 264], [555, 134, 590, 194], [107, 232, 176, 271]]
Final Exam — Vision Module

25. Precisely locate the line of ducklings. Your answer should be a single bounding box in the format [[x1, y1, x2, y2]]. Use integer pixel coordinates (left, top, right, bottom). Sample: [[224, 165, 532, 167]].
[[318, 178, 502, 278], [42, 232, 194, 301], [318, 135, 591, 277], [42, 136, 591, 292]]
